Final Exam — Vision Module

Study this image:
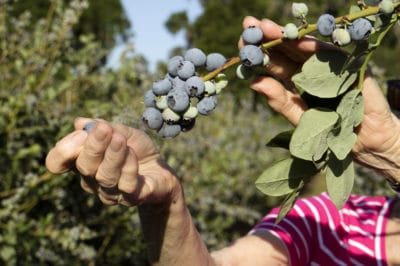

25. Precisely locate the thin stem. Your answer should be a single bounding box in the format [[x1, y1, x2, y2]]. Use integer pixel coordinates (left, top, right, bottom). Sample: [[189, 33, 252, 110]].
[[358, 18, 397, 90]]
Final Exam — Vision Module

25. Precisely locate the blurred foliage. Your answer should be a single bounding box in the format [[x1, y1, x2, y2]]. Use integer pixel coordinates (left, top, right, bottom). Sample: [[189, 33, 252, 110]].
[[0, 0, 398, 265], [9, 0, 131, 51]]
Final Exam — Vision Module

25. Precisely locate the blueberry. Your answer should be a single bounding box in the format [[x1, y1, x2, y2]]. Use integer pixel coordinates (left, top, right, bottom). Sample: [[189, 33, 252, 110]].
[[317, 14, 336, 37], [348, 18, 372, 41], [167, 88, 190, 112], [177, 60, 195, 80], [185, 76, 205, 97], [158, 124, 181, 138], [197, 95, 217, 115], [206, 53, 226, 71], [142, 107, 164, 130], [242, 26, 263, 45], [180, 118, 196, 132], [83, 122, 96, 132], [184, 48, 207, 67], [152, 78, 172, 96], [167, 55, 184, 77], [144, 89, 156, 107], [239, 45, 264, 67]]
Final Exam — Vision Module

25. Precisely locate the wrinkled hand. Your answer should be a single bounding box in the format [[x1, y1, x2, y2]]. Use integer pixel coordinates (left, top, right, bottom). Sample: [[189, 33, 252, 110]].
[[239, 17, 400, 168], [46, 117, 179, 206]]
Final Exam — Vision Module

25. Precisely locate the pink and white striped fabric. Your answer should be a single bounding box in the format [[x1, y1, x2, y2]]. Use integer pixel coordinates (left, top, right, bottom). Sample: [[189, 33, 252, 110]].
[[250, 192, 395, 266]]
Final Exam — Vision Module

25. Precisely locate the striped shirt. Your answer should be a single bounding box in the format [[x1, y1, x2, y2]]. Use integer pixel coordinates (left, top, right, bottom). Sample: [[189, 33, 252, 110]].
[[250, 192, 396, 266]]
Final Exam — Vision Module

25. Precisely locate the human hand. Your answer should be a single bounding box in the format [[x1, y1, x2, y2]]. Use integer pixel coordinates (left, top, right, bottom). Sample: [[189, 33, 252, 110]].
[[239, 17, 400, 178], [46, 117, 181, 206]]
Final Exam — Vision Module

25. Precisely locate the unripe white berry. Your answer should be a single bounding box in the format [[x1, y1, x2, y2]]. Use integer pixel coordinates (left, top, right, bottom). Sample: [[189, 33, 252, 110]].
[[162, 108, 181, 123], [263, 54, 270, 67], [291, 2, 309, 18], [155, 95, 168, 110], [331, 28, 351, 46], [214, 73, 228, 94], [183, 105, 198, 120], [283, 23, 299, 40], [379, 0, 394, 14], [236, 64, 253, 80], [204, 80, 216, 95]]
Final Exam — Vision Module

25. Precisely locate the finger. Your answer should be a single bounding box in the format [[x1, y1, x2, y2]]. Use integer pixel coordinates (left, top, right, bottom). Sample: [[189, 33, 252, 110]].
[[97, 186, 120, 205], [242, 15, 262, 29], [117, 148, 140, 195], [95, 132, 128, 187], [80, 174, 98, 194], [362, 75, 391, 116], [98, 191, 118, 205], [46, 130, 87, 173], [75, 122, 113, 176], [74, 116, 110, 127], [259, 19, 333, 62], [264, 49, 302, 84], [251, 76, 307, 125]]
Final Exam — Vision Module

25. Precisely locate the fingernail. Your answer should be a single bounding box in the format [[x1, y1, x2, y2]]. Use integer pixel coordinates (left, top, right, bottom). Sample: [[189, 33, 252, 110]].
[[110, 138, 123, 152], [94, 124, 108, 141], [83, 122, 96, 133]]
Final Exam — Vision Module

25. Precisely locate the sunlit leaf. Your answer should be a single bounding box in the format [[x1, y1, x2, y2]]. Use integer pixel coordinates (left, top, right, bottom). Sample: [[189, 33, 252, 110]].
[[326, 153, 355, 209], [289, 108, 339, 161], [292, 49, 358, 98], [255, 157, 317, 197]]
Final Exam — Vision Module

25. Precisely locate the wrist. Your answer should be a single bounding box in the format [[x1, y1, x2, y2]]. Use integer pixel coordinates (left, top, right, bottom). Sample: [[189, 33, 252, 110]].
[[353, 117, 400, 183]]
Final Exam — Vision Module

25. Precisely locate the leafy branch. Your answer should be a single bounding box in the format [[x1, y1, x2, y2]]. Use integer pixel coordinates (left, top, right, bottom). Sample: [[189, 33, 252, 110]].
[[201, 2, 400, 223], [202, 4, 400, 82]]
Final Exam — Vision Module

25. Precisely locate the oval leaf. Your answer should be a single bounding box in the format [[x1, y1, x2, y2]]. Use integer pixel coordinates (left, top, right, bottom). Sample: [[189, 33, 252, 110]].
[[255, 157, 317, 197], [326, 154, 355, 209], [336, 89, 364, 128], [327, 131, 357, 161], [289, 108, 339, 161], [292, 49, 358, 98]]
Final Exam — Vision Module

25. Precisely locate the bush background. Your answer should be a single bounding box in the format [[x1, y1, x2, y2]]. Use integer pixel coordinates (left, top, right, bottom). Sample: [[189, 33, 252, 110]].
[[0, 0, 398, 265]]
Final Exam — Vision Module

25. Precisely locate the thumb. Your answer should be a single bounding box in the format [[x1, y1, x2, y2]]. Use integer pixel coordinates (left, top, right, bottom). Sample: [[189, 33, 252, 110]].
[[46, 130, 88, 173]]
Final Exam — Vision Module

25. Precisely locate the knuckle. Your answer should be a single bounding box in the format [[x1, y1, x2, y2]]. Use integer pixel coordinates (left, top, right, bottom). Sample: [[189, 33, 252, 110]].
[[95, 168, 119, 187]]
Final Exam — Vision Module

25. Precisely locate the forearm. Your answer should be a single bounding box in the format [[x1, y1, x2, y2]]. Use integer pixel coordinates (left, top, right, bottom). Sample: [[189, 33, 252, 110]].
[[138, 178, 214, 266]]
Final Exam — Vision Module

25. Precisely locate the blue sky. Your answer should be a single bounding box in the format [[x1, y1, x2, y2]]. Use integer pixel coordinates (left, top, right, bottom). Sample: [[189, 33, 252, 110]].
[[107, 0, 203, 71]]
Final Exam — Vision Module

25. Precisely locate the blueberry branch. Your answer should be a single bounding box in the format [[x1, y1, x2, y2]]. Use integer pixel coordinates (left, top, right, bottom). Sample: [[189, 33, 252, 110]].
[[201, 4, 399, 82]]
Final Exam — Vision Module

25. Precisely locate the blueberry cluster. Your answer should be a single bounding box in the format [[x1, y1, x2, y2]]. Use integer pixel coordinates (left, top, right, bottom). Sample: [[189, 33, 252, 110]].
[[236, 2, 308, 79], [142, 48, 228, 138], [317, 14, 374, 46], [237, 26, 269, 80]]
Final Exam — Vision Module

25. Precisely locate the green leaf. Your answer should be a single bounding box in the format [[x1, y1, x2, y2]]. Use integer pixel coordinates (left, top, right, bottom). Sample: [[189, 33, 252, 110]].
[[292, 49, 358, 98], [255, 157, 317, 197], [326, 153, 355, 209], [327, 130, 357, 160], [327, 89, 363, 160], [289, 108, 339, 161], [275, 183, 303, 224], [336, 89, 364, 128], [266, 130, 294, 150]]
